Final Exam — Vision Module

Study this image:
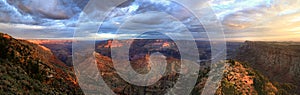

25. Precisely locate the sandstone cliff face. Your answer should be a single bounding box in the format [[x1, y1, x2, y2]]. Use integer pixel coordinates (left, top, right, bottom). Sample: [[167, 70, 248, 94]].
[[236, 41, 300, 93]]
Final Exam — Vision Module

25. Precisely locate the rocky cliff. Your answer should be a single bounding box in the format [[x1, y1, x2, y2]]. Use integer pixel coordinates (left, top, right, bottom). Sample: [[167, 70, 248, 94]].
[[235, 41, 300, 94], [28, 40, 74, 66], [215, 60, 279, 95], [0, 33, 83, 94]]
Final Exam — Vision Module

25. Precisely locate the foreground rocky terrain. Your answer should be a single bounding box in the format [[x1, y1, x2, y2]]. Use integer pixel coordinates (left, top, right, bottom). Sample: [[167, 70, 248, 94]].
[[0, 33, 83, 94], [216, 60, 280, 95], [77, 51, 288, 95]]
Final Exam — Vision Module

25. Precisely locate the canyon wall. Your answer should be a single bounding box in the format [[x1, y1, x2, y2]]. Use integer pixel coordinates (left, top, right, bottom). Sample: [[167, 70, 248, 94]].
[[235, 41, 300, 92]]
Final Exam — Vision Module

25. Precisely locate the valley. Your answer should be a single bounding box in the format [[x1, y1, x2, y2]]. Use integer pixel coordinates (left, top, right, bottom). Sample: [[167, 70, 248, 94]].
[[1, 33, 299, 94]]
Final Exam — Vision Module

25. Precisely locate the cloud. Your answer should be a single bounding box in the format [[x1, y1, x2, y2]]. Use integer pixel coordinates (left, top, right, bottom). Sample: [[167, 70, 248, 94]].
[[0, 23, 74, 39], [213, 0, 300, 41], [1, 0, 300, 41], [114, 12, 188, 34]]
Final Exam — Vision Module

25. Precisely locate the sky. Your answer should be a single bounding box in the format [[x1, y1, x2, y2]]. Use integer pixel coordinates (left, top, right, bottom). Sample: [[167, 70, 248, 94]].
[[0, 0, 299, 41]]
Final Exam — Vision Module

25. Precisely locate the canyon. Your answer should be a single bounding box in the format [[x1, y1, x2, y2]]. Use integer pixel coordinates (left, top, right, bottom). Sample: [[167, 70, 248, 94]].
[[1, 32, 300, 94], [236, 41, 300, 94]]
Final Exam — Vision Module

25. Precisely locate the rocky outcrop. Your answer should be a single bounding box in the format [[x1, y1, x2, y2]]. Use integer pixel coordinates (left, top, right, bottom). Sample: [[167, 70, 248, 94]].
[[93, 51, 182, 95], [235, 41, 300, 94], [28, 40, 74, 66], [0, 33, 83, 94], [215, 60, 279, 95]]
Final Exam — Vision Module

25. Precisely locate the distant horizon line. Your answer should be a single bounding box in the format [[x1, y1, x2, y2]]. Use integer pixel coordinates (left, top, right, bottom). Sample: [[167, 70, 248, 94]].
[[19, 38, 300, 42]]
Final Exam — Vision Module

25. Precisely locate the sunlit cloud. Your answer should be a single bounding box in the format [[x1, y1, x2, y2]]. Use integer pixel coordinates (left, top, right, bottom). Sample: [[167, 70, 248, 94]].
[[214, 0, 300, 41], [0, 0, 299, 41]]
